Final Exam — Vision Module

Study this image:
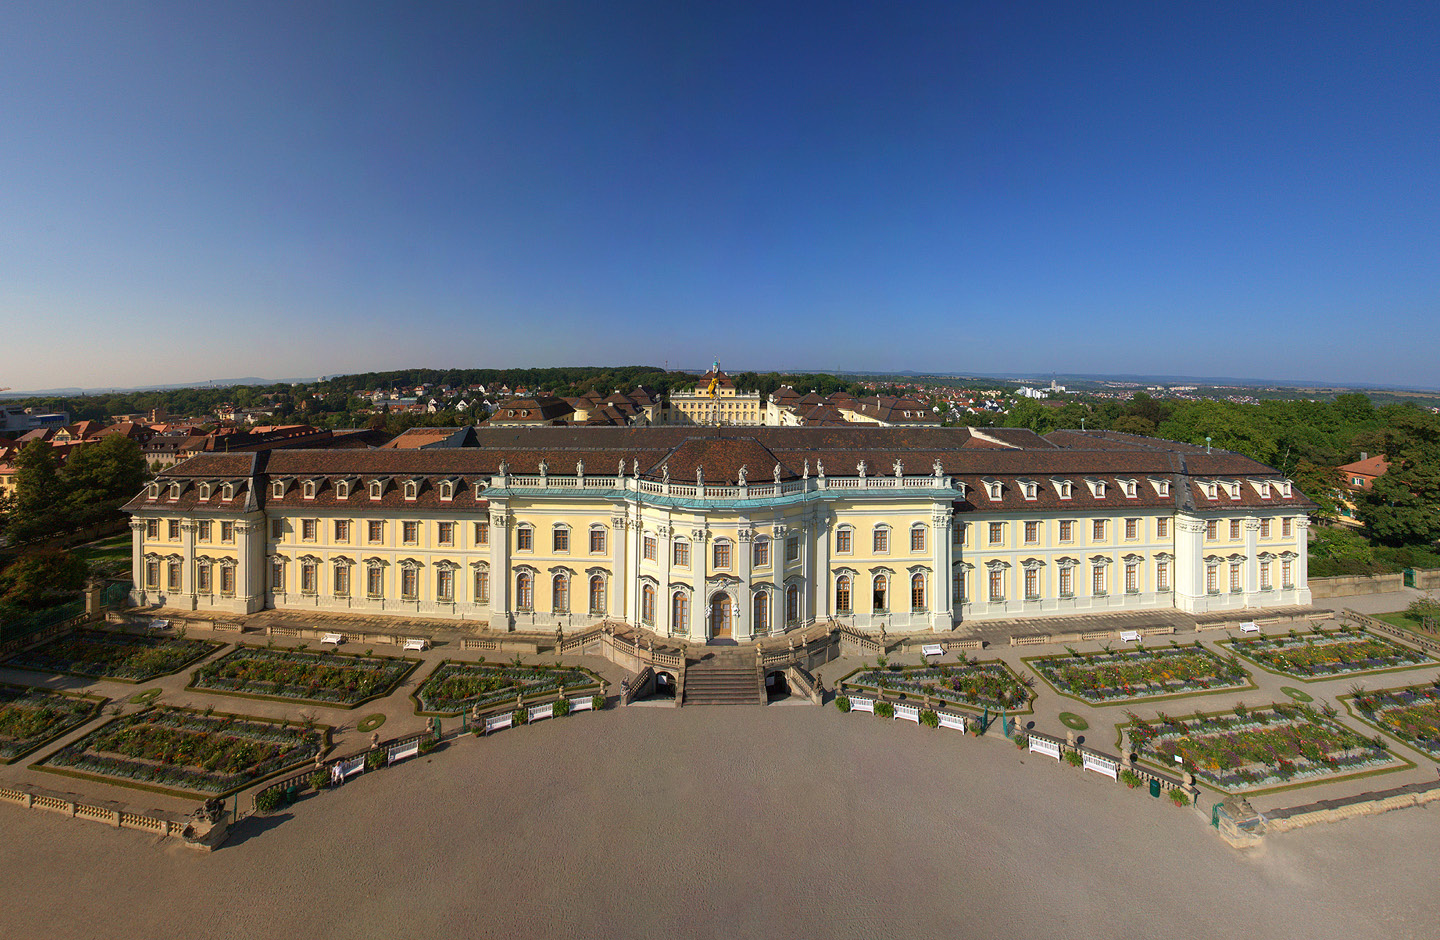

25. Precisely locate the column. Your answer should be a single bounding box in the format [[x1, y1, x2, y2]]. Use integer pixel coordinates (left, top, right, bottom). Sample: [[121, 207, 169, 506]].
[[1244, 517, 1260, 600], [737, 524, 753, 639], [180, 520, 198, 611], [813, 509, 831, 621], [931, 505, 952, 631], [690, 525, 707, 639], [628, 507, 644, 626], [489, 507, 511, 630], [1173, 513, 1206, 613], [658, 521, 673, 636], [235, 520, 258, 613], [801, 509, 815, 624], [610, 509, 628, 624], [1295, 516, 1312, 604], [129, 520, 146, 605]]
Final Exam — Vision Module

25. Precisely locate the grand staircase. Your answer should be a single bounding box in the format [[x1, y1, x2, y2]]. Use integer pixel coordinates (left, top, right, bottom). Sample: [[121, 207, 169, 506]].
[[681, 652, 765, 706]]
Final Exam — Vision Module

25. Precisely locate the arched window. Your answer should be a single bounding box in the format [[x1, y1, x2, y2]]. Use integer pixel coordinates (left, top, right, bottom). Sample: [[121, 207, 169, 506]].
[[873, 574, 888, 612], [641, 584, 656, 625], [911, 573, 925, 611], [836, 575, 852, 614], [672, 591, 688, 632], [516, 572, 533, 611], [552, 573, 569, 612], [753, 591, 769, 633], [403, 480, 417, 500], [588, 575, 605, 615], [786, 584, 800, 624]]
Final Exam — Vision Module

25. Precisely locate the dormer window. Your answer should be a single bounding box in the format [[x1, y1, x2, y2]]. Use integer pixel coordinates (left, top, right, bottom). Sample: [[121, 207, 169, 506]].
[[1019, 479, 1037, 500], [302, 480, 317, 500], [1280, 480, 1293, 498], [1052, 478, 1073, 500], [1149, 476, 1171, 497], [169, 482, 182, 500], [1202, 481, 1218, 500], [335, 479, 350, 499], [985, 480, 1002, 501], [370, 480, 383, 500], [147, 482, 160, 499], [1085, 478, 1106, 498], [1227, 481, 1241, 500], [1253, 480, 1271, 499], [221, 483, 235, 501], [403, 480, 418, 501], [198, 482, 211, 500], [1121, 479, 1137, 498], [438, 479, 455, 501]]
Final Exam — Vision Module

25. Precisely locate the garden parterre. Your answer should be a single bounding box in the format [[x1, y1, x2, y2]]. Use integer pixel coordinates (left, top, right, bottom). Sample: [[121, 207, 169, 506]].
[[1126, 703, 1404, 793], [189, 645, 418, 708], [1348, 682, 1440, 757], [1027, 643, 1251, 703], [838, 661, 1033, 712], [1224, 627, 1432, 680], [414, 660, 602, 715], [37, 705, 327, 797], [2, 629, 224, 682], [0, 684, 106, 763]]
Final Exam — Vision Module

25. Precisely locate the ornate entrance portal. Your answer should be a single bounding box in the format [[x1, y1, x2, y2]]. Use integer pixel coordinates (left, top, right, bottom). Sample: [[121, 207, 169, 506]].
[[709, 593, 733, 639]]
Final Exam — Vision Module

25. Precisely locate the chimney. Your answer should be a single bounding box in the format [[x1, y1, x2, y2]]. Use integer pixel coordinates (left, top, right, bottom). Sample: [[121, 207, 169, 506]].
[[1360, 452, 1368, 461]]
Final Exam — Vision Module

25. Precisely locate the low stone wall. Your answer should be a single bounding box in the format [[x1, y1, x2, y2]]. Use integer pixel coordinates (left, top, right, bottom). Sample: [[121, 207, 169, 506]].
[[1263, 780, 1440, 834], [1415, 569, 1440, 591], [0, 783, 221, 850], [1010, 624, 1176, 647], [1309, 573, 1404, 597]]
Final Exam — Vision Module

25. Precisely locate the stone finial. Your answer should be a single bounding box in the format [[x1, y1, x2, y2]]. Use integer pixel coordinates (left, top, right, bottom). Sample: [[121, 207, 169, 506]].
[[737, 465, 747, 485]]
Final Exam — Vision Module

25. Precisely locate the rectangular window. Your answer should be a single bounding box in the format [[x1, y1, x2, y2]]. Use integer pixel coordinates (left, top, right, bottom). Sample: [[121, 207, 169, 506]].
[[220, 566, 235, 596], [144, 560, 159, 589], [221, 521, 235, 543], [1092, 564, 1106, 596], [438, 522, 454, 547], [199, 563, 213, 594], [1059, 520, 1073, 543], [475, 568, 489, 603], [836, 528, 852, 553], [167, 560, 181, 590], [1156, 560, 1170, 591], [403, 521, 419, 545], [334, 520, 350, 543], [874, 528, 889, 553], [301, 562, 317, 594], [1059, 566, 1073, 597], [1156, 518, 1169, 538], [437, 568, 453, 602], [1024, 521, 1039, 544], [590, 528, 606, 554], [988, 569, 1004, 602], [552, 527, 569, 553], [1206, 564, 1219, 593], [1282, 517, 1293, 538], [198, 520, 212, 542], [643, 535, 656, 562], [673, 540, 690, 567], [1230, 563, 1242, 593], [268, 518, 282, 540], [1282, 559, 1293, 588], [714, 541, 731, 569], [475, 520, 489, 545], [145, 520, 159, 540], [1206, 520, 1218, 540], [1024, 568, 1039, 600], [334, 565, 350, 597], [402, 567, 418, 600], [1092, 519, 1106, 541], [1125, 518, 1138, 540], [786, 536, 799, 562], [753, 539, 769, 567], [988, 522, 1004, 546], [1260, 562, 1272, 590], [302, 519, 317, 541], [910, 527, 925, 552], [952, 524, 963, 546], [1125, 562, 1138, 593], [1229, 519, 1242, 540], [368, 566, 384, 598], [368, 521, 384, 544], [167, 520, 180, 540], [1259, 519, 1270, 538]]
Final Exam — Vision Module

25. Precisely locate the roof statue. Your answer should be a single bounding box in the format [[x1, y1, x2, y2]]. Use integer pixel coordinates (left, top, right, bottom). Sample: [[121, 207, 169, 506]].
[[816, 459, 824, 477], [856, 460, 866, 477], [893, 459, 904, 478], [618, 458, 626, 478], [773, 463, 782, 485], [933, 459, 944, 477], [661, 463, 669, 484], [696, 465, 704, 488], [498, 459, 508, 476], [737, 465, 747, 485], [538, 459, 547, 476], [576, 459, 584, 477]]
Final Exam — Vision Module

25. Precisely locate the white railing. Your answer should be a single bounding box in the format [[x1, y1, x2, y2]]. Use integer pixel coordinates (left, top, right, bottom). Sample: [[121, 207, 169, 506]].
[[501, 474, 956, 498]]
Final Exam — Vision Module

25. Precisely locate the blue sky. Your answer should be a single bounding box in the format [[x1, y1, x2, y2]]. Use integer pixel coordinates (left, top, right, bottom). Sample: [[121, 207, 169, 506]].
[[2, 2, 1437, 391]]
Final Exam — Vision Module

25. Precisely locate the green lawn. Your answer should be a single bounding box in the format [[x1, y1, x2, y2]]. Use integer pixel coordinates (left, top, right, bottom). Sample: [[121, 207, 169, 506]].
[[1374, 611, 1435, 635], [69, 535, 132, 575]]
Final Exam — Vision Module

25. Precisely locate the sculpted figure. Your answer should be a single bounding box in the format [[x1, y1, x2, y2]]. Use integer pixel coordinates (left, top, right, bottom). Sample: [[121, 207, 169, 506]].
[[893, 459, 904, 478], [662, 464, 669, 484], [737, 465, 747, 485]]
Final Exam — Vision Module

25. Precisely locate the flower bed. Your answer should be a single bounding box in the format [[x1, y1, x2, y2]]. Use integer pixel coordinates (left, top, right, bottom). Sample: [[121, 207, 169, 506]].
[[837, 661, 1032, 713], [0, 684, 107, 764], [1026, 644, 1251, 704], [35, 705, 327, 797], [1124, 703, 1406, 793], [413, 660, 602, 715], [2, 629, 224, 682], [189, 646, 418, 708], [1347, 683, 1440, 757], [1223, 628, 1432, 680]]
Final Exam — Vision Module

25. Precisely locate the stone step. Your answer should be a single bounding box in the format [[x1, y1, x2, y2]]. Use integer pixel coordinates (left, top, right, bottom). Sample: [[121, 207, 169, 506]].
[[682, 662, 765, 705]]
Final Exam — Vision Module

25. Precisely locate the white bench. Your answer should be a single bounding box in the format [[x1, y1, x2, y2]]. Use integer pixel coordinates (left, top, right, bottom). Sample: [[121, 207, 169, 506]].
[[402, 637, 429, 652], [1028, 736, 1062, 759], [320, 633, 344, 646], [484, 713, 513, 735], [528, 703, 554, 723], [330, 755, 366, 785], [850, 696, 875, 713], [1120, 630, 1141, 643], [148, 619, 170, 631], [921, 643, 945, 659], [1083, 752, 1120, 780], [937, 711, 967, 732], [895, 704, 920, 723], [1240, 622, 1261, 634], [569, 695, 594, 712], [387, 740, 420, 765]]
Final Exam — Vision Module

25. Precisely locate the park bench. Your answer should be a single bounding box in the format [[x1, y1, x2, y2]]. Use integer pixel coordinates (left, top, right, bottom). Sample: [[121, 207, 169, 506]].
[[484, 713, 512, 735], [921, 643, 944, 659], [320, 633, 344, 646], [895, 704, 920, 723], [1240, 622, 1261, 634], [850, 696, 875, 713], [1120, 630, 1141, 643], [527, 703, 553, 723], [568, 695, 594, 712], [937, 711, 967, 732], [402, 637, 429, 652]]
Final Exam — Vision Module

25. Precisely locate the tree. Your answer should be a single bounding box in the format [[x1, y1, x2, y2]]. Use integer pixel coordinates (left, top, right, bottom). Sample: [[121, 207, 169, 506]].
[[9, 440, 67, 543], [1003, 399, 1055, 434], [60, 435, 150, 529], [0, 549, 88, 609], [1357, 409, 1440, 546]]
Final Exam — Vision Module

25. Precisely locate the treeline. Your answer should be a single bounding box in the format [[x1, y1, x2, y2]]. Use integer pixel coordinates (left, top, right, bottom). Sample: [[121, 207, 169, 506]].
[[0, 437, 149, 545]]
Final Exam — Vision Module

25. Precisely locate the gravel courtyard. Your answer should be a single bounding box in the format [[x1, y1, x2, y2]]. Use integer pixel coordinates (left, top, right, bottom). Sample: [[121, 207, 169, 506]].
[[3, 704, 1439, 940]]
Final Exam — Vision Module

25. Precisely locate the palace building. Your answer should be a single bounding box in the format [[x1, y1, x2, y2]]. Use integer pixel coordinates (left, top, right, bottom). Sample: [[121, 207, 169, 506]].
[[123, 426, 1314, 641]]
